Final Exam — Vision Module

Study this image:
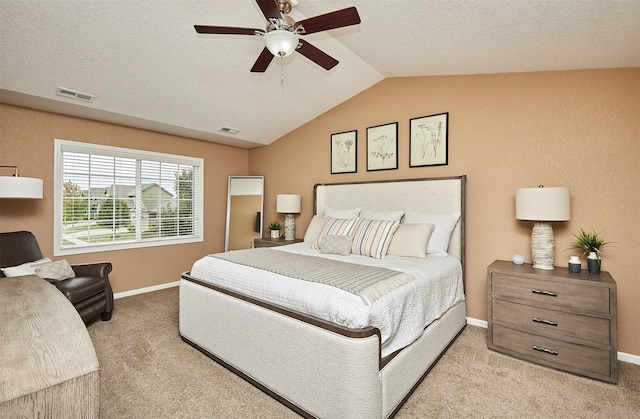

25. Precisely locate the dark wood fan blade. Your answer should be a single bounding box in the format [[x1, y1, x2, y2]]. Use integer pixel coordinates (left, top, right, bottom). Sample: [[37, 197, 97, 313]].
[[194, 25, 261, 35], [256, 0, 282, 22], [296, 40, 338, 70], [296, 7, 360, 35], [251, 47, 275, 72]]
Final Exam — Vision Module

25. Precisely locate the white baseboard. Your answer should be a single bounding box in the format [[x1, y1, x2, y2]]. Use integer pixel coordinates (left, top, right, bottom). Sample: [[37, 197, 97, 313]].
[[466, 316, 639, 365], [466, 317, 488, 328], [114, 281, 179, 299], [618, 351, 640, 365]]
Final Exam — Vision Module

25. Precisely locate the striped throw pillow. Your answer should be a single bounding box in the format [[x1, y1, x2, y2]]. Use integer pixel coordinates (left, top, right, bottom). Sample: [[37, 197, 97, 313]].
[[312, 217, 359, 250], [350, 218, 399, 259]]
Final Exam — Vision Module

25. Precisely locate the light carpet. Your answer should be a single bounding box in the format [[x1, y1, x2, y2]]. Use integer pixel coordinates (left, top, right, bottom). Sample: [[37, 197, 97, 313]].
[[87, 286, 639, 418]]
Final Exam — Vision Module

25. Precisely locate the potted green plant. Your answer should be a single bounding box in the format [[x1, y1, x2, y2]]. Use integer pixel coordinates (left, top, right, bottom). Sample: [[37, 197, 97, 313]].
[[269, 221, 281, 239], [569, 228, 611, 274]]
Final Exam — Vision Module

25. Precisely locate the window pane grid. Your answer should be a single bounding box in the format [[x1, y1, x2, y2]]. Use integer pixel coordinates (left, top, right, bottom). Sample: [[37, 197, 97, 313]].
[[57, 141, 202, 253]]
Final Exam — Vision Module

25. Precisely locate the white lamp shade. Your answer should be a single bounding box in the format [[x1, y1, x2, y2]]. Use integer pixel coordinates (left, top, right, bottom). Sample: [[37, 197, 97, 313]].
[[0, 176, 43, 199], [516, 187, 570, 221], [276, 194, 301, 213], [264, 30, 298, 57]]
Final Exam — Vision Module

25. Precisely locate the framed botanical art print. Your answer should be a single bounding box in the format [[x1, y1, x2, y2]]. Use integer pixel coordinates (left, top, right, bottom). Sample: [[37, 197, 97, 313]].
[[409, 112, 449, 167], [331, 130, 357, 174], [366, 122, 398, 171]]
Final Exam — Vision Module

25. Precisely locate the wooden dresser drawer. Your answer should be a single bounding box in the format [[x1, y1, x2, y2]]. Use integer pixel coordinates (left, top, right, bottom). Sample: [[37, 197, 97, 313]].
[[492, 299, 610, 346], [492, 273, 610, 313], [492, 325, 611, 377], [487, 260, 617, 383]]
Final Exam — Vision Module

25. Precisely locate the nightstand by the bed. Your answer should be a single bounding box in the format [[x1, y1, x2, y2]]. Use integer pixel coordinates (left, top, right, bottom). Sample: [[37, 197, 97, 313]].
[[487, 259, 617, 383], [253, 237, 303, 248]]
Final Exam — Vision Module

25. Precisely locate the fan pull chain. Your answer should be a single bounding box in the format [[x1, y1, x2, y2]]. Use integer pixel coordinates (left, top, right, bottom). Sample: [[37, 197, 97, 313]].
[[280, 55, 285, 90]]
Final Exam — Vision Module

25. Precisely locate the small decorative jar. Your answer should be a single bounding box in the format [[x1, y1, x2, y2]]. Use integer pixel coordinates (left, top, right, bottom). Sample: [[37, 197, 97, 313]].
[[587, 252, 601, 274], [568, 256, 581, 273]]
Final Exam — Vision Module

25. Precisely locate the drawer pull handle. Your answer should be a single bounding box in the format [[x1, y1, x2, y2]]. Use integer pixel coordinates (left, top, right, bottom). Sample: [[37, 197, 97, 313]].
[[532, 317, 558, 326], [532, 288, 557, 297], [533, 345, 558, 356]]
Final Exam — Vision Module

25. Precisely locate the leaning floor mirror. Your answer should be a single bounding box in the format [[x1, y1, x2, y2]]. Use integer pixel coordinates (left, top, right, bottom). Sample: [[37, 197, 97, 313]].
[[225, 176, 264, 251]]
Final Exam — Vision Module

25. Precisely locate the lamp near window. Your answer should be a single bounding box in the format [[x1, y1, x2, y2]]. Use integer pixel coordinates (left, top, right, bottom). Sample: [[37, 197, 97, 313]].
[[276, 194, 301, 240], [0, 166, 43, 199], [516, 186, 570, 270]]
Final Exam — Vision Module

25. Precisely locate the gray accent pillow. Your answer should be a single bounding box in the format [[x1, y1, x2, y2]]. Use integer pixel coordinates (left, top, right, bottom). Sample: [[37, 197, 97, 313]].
[[320, 235, 353, 256], [33, 259, 76, 281]]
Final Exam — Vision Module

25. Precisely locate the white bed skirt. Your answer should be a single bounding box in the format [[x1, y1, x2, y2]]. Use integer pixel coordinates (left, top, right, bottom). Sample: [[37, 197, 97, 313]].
[[179, 276, 466, 418]]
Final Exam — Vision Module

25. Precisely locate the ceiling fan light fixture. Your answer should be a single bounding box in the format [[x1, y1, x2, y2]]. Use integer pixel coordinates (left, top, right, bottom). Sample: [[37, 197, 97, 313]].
[[264, 30, 298, 57]]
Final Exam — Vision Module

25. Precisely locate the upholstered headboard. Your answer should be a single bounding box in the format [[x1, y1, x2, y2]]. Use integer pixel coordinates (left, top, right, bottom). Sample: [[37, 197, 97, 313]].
[[314, 176, 466, 267]]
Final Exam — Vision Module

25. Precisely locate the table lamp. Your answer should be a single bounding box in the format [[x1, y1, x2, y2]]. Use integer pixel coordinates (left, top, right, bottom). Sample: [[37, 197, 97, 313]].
[[276, 194, 301, 240], [516, 186, 570, 270]]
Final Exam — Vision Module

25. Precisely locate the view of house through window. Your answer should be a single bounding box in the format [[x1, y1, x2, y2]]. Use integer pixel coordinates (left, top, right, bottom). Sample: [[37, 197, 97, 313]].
[[54, 140, 203, 255]]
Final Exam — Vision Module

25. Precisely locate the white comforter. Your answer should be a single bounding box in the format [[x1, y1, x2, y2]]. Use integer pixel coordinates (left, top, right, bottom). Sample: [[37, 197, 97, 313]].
[[190, 242, 465, 357]]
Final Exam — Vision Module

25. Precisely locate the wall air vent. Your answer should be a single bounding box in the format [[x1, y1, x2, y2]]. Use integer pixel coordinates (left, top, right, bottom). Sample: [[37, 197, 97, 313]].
[[219, 127, 240, 135], [56, 87, 96, 103]]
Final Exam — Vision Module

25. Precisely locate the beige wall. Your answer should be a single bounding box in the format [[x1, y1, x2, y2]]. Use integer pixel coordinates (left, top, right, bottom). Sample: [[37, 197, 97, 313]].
[[0, 104, 248, 293], [250, 68, 639, 356]]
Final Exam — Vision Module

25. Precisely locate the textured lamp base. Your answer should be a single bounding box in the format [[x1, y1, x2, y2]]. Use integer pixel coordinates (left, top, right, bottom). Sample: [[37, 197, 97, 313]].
[[284, 214, 295, 240], [531, 222, 555, 270]]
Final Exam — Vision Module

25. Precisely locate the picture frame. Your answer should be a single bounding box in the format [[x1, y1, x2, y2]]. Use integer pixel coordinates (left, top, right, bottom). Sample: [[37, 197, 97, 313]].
[[409, 112, 449, 167], [366, 122, 398, 171], [330, 130, 357, 174]]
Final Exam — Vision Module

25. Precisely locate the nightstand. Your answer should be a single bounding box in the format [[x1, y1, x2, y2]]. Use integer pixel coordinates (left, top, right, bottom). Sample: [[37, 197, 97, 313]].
[[253, 237, 303, 248], [487, 260, 617, 383]]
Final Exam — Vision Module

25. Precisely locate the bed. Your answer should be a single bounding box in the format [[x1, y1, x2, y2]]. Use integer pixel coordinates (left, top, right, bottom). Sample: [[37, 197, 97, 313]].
[[180, 176, 466, 418]]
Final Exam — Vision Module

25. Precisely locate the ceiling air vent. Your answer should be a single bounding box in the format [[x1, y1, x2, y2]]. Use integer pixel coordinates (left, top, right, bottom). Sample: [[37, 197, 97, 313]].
[[219, 127, 240, 135], [56, 87, 96, 103]]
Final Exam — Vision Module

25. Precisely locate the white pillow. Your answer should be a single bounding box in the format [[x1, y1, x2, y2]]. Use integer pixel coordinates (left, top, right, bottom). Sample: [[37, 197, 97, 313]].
[[387, 223, 435, 258], [303, 215, 328, 243], [350, 218, 399, 259], [323, 206, 361, 219], [312, 218, 359, 250], [360, 208, 404, 222], [33, 259, 76, 281], [1, 257, 52, 277], [2, 262, 36, 277], [320, 235, 353, 256], [403, 210, 461, 256]]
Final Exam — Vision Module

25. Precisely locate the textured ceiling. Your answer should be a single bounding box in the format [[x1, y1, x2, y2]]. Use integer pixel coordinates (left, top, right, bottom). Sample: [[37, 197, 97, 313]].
[[1, 0, 638, 149]]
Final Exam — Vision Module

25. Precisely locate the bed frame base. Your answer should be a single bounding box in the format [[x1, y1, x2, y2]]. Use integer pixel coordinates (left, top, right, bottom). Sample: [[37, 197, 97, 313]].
[[182, 322, 466, 419], [180, 277, 465, 419]]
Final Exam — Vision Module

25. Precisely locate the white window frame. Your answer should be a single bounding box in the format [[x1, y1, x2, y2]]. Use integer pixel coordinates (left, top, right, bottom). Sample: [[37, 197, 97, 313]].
[[54, 139, 204, 256]]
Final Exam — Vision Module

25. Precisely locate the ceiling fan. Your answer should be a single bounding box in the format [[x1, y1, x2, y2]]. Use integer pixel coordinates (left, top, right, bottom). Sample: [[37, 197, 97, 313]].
[[194, 0, 361, 72]]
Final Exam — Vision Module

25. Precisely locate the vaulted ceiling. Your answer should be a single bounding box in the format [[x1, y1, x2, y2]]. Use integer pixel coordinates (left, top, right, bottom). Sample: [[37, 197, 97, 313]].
[[1, 0, 638, 149]]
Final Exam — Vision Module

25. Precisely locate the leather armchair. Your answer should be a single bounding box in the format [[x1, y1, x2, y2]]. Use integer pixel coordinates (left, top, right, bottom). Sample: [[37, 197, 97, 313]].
[[0, 231, 113, 324]]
